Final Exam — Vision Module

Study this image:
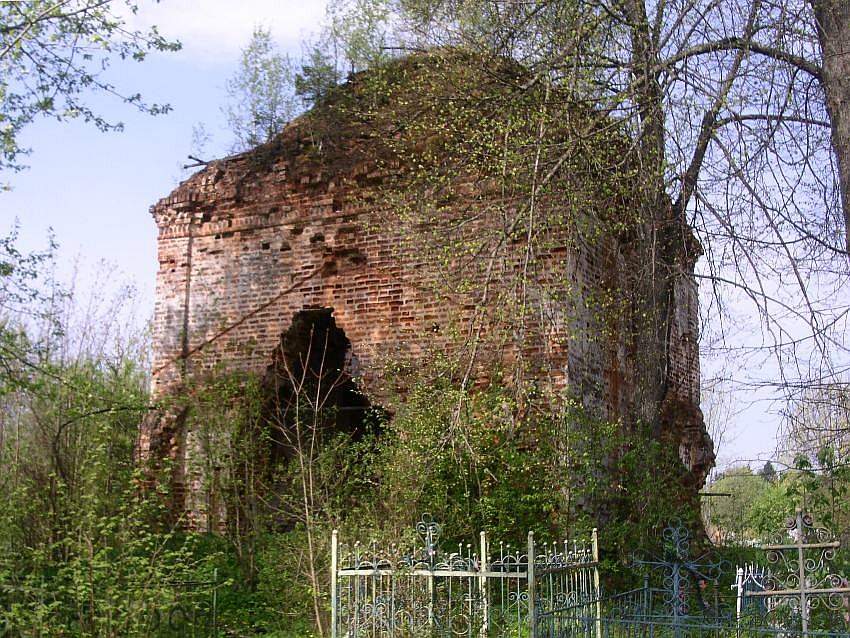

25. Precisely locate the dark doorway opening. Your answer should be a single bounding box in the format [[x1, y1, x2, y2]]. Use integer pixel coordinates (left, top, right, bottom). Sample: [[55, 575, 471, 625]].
[[264, 308, 379, 465]]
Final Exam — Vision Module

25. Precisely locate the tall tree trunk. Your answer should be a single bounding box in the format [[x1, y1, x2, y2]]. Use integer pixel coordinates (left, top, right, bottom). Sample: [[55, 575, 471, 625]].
[[623, 0, 677, 431], [811, 0, 850, 253]]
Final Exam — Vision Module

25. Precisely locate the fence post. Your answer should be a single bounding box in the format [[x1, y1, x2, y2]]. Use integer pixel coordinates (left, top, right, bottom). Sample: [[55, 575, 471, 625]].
[[795, 509, 809, 638], [733, 566, 744, 638], [528, 531, 536, 638], [734, 567, 743, 620], [331, 530, 338, 638], [480, 531, 489, 638], [592, 528, 602, 638], [428, 569, 435, 629]]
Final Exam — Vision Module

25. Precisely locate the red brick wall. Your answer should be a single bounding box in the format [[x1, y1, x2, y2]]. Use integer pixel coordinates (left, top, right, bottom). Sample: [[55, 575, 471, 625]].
[[140, 93, 713, 497]]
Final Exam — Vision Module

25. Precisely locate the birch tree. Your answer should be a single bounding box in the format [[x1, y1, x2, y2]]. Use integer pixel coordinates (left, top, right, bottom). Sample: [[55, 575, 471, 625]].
[[224, 27, 297, 151]]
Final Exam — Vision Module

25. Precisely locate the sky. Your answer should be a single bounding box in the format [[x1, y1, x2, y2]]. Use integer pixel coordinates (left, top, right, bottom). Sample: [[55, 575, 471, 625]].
[[2, 0, 329, 303], [0, 0, 796, 471]]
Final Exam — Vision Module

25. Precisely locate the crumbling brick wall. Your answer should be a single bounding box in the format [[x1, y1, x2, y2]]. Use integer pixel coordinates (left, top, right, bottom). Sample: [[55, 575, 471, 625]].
[[139, 54, 714, 510]]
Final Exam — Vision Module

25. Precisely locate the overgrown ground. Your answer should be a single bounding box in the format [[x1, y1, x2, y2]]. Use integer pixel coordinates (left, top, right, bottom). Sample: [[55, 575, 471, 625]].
[[0, 245, 846, 637]]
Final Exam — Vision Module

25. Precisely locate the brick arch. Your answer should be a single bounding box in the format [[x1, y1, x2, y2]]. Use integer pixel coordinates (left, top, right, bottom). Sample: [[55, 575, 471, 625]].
[[265, 306, 360, 386]]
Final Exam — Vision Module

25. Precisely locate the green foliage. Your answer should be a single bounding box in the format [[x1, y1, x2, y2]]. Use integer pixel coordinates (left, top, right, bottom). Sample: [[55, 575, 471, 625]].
[[705, 455, 850, 556], [0, 344, 711, 636], [0, 225, 60, 406], [0, 350, 211, 636], [748, 478, 795, 537], [787, 450, 850, 556], [138, 350, 701, 635], [0, 0, 180, 175], [0, 224, 55, 312], [295, 45, 341, 108], [375, 371, 564, 545], [577, 420, 703, 589], [171, 366, 381, 635], [368, 360, 698, 570], [327, 0, 391, 73], [706, 466, 775, 541], [224, 27, 298, 151], [0, 234, 219, 636]]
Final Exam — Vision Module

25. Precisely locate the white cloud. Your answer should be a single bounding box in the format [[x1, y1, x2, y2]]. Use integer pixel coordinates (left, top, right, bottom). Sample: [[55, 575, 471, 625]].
[[125, 0, 330, 64]]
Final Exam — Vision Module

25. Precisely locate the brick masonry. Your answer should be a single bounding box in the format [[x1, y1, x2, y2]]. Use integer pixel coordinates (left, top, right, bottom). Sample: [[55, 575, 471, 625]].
[[139, 57, 715, 512]]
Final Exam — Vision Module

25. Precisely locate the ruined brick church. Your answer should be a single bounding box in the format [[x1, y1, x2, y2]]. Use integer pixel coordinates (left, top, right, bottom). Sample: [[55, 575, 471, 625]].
[[138, 51, 714, 519]]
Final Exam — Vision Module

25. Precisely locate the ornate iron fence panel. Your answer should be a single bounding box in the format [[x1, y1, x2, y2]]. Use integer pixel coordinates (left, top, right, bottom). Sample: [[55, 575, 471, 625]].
[[331, 515, 601, 637], [545, 512, 849, 638], [332, 510, 848, 637], [532, 530, 602, 638], [631, 521, 732, 626], [735, 510, 850, 634]]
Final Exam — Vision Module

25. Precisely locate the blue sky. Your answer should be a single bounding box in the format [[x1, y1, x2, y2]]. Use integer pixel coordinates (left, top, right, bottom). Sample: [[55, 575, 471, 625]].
[[2, 0, 329, 300], [0, 0, 790, 470]]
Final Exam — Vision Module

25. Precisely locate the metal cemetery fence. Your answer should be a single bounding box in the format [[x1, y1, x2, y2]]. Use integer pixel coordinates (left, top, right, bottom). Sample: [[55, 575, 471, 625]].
[[536, 521, 735, 638], [550, 511, 849, 638], [331, 515, 601, 637], [734, 510, 850, 635], [333, 511, 849, 637]]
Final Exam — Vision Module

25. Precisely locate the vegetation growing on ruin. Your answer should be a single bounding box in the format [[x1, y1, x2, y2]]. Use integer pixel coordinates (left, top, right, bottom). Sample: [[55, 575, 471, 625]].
[[145, 361, 701, 635], [0, 274, 841, 637], [0, 234, 701, 634], [2, 0, 849, 634]]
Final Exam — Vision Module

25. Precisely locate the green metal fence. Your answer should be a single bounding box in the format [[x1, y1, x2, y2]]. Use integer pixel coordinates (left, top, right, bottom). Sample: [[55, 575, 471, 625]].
[[539, 512, 849, 638], [542, 587, 849, 638]]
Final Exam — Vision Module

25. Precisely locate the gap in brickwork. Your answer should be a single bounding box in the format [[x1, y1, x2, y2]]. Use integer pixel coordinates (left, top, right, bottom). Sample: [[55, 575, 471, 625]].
[[263, 308, 381, 469]]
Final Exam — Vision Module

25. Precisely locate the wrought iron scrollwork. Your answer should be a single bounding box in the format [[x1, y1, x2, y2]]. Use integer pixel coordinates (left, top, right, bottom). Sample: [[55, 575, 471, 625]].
[[632, 520, 731, 622], [333, 515, 601, 637], [743, 509, 850, 631]]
